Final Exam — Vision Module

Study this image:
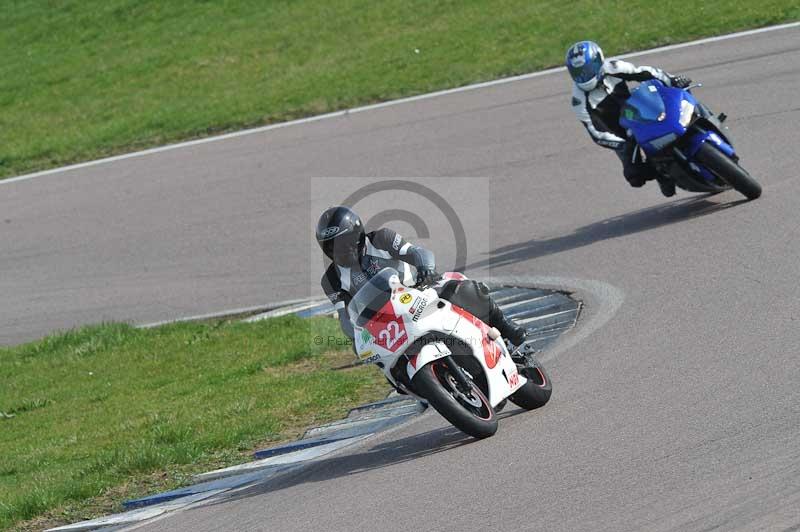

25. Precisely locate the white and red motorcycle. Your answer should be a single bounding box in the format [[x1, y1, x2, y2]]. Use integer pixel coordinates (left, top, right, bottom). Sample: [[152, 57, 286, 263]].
[[348, 268, 552, 439]]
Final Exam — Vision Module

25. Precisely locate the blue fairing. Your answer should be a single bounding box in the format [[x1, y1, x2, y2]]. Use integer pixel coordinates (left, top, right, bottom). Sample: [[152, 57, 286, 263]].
[[620, 80, 739, 184], [686, 129, 735, 158], [620, 80, 698, 155]]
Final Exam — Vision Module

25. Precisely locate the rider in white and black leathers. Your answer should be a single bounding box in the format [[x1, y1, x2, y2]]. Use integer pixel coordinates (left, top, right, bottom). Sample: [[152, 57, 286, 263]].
[[566, 40, 691, 197], [316, 206, 527, 349]]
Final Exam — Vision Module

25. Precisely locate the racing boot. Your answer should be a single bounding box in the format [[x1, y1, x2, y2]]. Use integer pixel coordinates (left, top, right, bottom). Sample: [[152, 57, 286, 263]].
[[489, 308, 529, 363], [625, 174, 647, 188], [657, 177, 676, 197], [500, 319, 527, 349]]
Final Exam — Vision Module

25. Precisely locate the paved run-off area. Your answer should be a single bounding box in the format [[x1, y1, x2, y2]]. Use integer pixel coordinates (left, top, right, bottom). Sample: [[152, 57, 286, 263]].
[[2, 25, 800, 532]]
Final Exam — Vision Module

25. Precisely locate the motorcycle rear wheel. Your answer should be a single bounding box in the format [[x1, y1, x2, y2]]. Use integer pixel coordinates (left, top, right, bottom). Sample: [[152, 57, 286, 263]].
[[412, 359, 498, 439], [509, 355, 552, 410], [695, 143, 761, 200]]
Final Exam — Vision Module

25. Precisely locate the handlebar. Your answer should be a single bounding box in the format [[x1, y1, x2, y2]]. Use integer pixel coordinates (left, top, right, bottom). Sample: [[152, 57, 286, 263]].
[[413, 272, 442, 289]]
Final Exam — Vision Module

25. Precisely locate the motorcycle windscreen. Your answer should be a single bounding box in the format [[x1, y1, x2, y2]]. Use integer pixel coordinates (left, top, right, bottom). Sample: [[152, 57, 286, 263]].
[[347, 267, 396, 327], [621, 82, 666, 125]]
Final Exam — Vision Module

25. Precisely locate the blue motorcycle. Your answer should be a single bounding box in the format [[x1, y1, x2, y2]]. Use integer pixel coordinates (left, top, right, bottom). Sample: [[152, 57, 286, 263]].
[[620, 80, 761, 200]]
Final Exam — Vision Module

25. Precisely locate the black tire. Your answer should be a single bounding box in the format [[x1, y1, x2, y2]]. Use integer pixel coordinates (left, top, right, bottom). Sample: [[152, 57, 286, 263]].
[[494, 399, 508, 413], [412, 359, 498, 439], [695, 142, 761, 200], [509, 356, 552, 410]]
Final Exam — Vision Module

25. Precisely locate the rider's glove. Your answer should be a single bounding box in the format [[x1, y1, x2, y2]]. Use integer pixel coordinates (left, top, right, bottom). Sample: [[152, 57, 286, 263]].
[[416, 267, 439, 286], [670, 75, 692, 89]]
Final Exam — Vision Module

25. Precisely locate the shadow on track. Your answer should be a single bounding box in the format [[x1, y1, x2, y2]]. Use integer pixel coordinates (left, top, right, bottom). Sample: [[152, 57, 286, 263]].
[[199, 409, 526, 508], [469, 193, 748, 270]]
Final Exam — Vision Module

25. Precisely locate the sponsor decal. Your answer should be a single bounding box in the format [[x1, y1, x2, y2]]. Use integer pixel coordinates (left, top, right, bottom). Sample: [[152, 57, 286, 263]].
[[362, 353, 381, 364], [508, 371, 520, 389], [392, 234, 402, 250], [353, 272, 368, 286], [319, 226, 340, 239], [360, 328, 373, 345], [358, 348, 381, 364], [411, 298, 428, 322], [399, 293, 412, 305]]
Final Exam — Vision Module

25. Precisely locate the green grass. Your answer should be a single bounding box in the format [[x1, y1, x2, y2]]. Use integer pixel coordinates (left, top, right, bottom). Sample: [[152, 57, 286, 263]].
[[0, 316, 387, 531], [1, 1, 797, 178]]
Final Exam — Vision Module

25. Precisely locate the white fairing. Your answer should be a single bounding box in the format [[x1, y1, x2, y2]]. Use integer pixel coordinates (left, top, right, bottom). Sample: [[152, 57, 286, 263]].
[[351, 271, 525, 407], [406, 342, 451, 381], [445, 308, 524, 406]]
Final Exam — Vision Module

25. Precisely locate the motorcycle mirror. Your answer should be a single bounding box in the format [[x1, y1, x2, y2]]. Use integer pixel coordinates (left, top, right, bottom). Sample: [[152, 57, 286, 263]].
[[687, 83, 703, 90]]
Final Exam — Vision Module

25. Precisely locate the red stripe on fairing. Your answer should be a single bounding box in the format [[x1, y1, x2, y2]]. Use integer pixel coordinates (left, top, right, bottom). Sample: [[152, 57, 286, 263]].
[[450, 305, 500, 369], [409, 354, 418, 369], [483, 340, 501, 369], [450, 304, 477, 322]]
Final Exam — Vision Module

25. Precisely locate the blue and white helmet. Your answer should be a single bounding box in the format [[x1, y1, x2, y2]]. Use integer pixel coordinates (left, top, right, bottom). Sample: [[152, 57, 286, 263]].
[[566, 41, 604, 91]]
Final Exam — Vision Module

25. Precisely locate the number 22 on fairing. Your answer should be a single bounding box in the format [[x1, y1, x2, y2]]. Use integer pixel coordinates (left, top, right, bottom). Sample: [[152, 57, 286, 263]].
[[363, 300, 410, 353], [378, 320, 406, 350]]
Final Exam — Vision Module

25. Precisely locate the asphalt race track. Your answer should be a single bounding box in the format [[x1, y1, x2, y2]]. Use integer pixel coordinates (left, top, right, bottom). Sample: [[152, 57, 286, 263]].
[[5, 26, 800, 531]]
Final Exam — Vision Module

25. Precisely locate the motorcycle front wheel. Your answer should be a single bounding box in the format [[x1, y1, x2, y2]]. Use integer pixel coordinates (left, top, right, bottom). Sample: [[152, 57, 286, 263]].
[[412, 359, 498, 439], [694, 142, 762, 200]]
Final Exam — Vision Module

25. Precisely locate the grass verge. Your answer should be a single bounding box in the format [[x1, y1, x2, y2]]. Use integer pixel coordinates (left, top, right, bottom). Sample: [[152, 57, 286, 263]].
[[1, 1, 798, 178], [0, 315, 387, 531]]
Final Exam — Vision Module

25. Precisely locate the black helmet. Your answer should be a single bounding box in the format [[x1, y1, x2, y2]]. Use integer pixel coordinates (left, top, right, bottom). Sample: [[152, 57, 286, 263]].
[[316, 206, 365, 267]]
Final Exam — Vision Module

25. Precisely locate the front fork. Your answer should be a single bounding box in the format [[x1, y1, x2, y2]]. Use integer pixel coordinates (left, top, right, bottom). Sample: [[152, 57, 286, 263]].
[[440, 358, 474, 394]]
